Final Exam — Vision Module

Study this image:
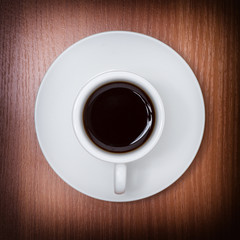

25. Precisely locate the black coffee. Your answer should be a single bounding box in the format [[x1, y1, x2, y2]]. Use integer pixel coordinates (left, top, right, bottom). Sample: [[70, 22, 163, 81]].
[[83, 82, 155, 153]]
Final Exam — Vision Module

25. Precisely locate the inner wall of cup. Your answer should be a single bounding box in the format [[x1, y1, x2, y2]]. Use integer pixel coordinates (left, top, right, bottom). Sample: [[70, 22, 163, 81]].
[[74, 72, 164, 162]]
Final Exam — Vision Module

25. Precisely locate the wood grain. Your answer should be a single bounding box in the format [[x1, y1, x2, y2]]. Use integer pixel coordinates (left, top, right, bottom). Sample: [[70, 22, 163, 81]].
[[0, 0, 239, 239]]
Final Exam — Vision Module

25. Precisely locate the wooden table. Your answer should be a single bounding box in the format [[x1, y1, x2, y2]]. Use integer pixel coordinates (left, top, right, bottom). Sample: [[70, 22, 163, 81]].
[[1, 0, 239, 239]]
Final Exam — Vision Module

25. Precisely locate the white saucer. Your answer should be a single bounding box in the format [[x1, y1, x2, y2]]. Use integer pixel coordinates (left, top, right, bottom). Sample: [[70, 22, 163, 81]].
[[35, 31, 205, 202]]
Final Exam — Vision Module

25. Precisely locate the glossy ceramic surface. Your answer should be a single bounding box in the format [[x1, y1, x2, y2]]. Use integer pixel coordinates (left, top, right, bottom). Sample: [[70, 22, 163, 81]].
[[35, 31, 205, 202]]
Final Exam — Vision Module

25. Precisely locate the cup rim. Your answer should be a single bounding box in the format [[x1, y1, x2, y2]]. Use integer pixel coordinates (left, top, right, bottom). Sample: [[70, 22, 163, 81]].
[[72, 71, 165, 163]]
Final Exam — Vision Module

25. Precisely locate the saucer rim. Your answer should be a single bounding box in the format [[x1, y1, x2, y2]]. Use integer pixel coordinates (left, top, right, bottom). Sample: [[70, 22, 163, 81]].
[[35, 31, 205, 202]]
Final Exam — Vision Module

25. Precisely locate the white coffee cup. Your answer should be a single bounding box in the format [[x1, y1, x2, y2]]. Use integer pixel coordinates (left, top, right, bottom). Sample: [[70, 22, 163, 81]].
[[72, 71, 165, 194]]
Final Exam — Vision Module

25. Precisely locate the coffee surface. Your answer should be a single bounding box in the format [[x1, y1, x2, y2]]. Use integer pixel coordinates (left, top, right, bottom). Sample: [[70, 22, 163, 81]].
[[83, 82, 155, 153]]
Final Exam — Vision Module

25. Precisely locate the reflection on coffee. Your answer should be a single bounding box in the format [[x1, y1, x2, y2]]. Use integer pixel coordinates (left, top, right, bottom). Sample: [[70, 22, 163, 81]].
[[83, 82, 155, 153]]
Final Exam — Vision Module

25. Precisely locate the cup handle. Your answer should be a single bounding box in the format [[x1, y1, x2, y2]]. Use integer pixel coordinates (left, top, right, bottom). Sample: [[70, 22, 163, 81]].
[[114, 163, 127, 194]]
